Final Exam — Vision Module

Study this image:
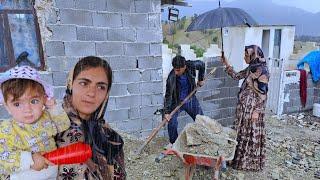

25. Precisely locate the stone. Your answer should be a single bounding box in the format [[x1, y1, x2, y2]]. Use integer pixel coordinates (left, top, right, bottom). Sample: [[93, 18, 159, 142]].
[[235, 172, 245, 180], [272, 169, 280, 180]]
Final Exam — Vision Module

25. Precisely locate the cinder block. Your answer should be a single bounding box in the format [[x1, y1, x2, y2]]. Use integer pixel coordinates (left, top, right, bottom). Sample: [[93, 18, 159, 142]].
[[52, 71, 68, 86], [211, 109, 222, 119], [65, 42, 95, 56], [135, 0, 152, 13], [109, 84, 128, 96], [60, 9, 92, 26], [113, 70, 141, 83], [46, 57, 65, 72], [64, 57, 80, 71], [123, 14, 148, 28], [129, 107, 140, 119], [47, 9, 58, 24], [220, 108, 230, 118], [307, 78, 314, 88], [39, 73, 54, 85], [150, 69, 162, 81], [140, 105, 157, 118], [140, 82, 163, 94], [107, 56, 136, 70], [200, 100, 220, 112], [217, 117, 235, 127], [210, 67, 226, 78], [204, 79, 223, 89], [45, 41, 65, 56], [93, 12, 122, 27], [125, 43, 149, 56], [75, 0, 106, 10], [137, 30, 162, 43], [137, 56, 162, 69], [142, 95, 152, 106], [107, 0, 135, 13], [141, 70, 151, 81], [229, 87, 240, 97], [96, 42, 124, 56], [106, 97, 116, 111], [207, 60, 223, 68], [203, 88, 228, 100], [151, 94, 163, 105], [127, 83, 140, 94], [120, 120, 141, 133], [55, 0, 74, 8], [53, 86, 66, 100], [141, 117, 153, 129], [224, 77, 239, 87], [116, 95, 141, 108], [105, 109, 129, 123], [48, 25, 77, 41], [76, 27, 108, 41], [220, 98, 235, 108], [314, 88, 320, 97], [150, 43, 162, 56], [107, 29, 136, 42], [197, 90, 212, 100], [148, 13, 161, 29]]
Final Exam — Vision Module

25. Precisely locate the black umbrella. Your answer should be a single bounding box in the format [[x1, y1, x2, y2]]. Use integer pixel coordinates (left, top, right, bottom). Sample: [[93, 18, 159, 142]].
[[186, 1, 258, 52]]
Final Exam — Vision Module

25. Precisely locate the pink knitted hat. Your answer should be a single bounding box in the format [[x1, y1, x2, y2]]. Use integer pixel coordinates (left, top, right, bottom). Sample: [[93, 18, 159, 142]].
[[0, 66, 53, 103]]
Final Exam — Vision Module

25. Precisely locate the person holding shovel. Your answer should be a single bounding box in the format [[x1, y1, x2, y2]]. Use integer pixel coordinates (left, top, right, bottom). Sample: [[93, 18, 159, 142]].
[[221, 45, 269, 171], [164, 55, 205, 147]]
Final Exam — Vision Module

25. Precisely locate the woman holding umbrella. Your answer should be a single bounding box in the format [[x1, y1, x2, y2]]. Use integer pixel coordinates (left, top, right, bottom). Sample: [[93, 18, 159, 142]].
[[221, 45, 269, 171]]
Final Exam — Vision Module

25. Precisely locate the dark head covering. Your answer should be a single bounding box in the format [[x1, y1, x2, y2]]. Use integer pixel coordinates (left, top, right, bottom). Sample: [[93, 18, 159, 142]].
[[245, 45, 268, 74]]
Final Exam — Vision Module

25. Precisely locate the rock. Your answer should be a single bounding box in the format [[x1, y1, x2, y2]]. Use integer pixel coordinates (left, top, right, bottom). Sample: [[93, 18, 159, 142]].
[[271, 169, 280, 180], [285, 160, 293, 167], [292, 159, 300, 165], [235, 172, 245, 180], [305, 151, 313, 156]]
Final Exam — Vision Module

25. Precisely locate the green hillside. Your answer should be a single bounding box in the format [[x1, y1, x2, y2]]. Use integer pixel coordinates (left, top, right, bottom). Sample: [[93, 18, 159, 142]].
[[162, 17, 220, 57]]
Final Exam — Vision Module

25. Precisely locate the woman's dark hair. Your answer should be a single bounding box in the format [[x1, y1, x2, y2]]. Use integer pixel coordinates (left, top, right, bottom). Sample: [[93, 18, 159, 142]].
[[73, 56, 112, 93], [172, 55, 186, 68]]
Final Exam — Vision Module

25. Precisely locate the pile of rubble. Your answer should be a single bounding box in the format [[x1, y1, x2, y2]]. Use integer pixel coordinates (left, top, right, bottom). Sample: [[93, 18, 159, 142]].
[[123, 111, 320, 180], [278, 112, 320, 131]]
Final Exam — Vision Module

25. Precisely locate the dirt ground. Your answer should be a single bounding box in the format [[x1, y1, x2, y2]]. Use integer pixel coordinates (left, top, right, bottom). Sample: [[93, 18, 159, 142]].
[[123, 111, 320, 180]]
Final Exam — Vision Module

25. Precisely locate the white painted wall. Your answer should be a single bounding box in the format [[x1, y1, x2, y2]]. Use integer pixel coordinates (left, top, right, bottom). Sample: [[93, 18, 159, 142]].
[[222, 27, 246, 72], [223, 25, 295, 72], [162, 44, 175, 93]]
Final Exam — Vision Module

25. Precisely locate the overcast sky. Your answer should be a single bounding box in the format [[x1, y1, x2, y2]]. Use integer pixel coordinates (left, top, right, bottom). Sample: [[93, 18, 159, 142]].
[[192, 0, 320, 13]]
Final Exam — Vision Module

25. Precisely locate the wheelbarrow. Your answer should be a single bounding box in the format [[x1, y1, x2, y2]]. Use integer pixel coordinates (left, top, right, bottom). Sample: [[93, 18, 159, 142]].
[[155, 123, 238, 180]]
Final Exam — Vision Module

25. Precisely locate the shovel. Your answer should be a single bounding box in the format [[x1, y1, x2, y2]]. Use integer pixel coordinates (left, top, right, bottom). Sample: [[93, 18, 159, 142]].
[[135, 67, 217, 155]]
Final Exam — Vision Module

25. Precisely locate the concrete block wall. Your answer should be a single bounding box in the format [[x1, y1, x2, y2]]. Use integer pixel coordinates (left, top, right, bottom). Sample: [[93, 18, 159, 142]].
[[281, 70, 317, 114], [175, 57, 239, 134], [313, 81, 320, 104], [0, 0, 164, 138]]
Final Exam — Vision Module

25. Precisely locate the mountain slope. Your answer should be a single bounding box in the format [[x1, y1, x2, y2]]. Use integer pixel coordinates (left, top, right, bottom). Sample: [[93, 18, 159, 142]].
[[170, 0, 320, 36]]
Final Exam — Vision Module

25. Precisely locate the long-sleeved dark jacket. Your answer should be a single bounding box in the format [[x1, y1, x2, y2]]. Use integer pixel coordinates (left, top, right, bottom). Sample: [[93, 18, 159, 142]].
[[164, 60, 205, 114]]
